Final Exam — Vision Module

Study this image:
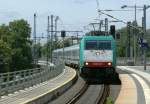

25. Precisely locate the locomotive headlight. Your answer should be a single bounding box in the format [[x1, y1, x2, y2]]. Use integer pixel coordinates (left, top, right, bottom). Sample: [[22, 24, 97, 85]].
[[85, 62, 89, 65], [96, 52, 100, 55], [108, 62, 111, 66]]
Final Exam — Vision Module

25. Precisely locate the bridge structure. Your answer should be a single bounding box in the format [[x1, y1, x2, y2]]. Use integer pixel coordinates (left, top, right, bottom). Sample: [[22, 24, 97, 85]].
[[0, 60, 77, 104], [0, 60, 63, 95]]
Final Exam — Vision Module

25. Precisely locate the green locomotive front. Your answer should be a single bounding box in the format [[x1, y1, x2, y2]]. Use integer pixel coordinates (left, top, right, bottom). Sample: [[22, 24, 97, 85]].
[[79, 36, 116, 78]]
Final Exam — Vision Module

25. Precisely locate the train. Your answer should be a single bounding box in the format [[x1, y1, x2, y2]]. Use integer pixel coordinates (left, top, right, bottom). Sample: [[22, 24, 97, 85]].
[[53, 35, 116, 81]]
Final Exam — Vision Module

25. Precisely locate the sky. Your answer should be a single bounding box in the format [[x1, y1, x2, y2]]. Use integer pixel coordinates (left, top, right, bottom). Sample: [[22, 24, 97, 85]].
[[0, 0, 150, 40]]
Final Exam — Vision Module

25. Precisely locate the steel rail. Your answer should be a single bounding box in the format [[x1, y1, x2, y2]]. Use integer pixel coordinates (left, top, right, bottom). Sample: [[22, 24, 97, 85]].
[[64, 65, 110, 104], [65, 82, 89, 104], [96, 85, 110, 104]]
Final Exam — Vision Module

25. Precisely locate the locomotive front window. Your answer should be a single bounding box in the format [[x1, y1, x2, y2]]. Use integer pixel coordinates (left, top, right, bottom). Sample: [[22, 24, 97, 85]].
[[85, 40, 111, 50], [85, 40, 97, 50], [99, 41, 111, 50]]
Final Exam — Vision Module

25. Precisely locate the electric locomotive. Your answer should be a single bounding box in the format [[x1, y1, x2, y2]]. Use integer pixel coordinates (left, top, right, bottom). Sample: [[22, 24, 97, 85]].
[[79, 36, 116, 79]]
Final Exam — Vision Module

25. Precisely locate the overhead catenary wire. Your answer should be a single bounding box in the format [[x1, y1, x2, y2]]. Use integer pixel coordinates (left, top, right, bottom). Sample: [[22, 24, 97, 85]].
[[96, 0, 102, 19], [99, 9, 143, 12], [98, 10, 144, 33], [96, 0, 100, 11]]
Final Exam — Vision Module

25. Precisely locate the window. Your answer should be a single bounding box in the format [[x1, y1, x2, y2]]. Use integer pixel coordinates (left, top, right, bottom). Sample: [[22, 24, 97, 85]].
[[99, 41, 111, 50], [85, 40, 97, 50], [85, 40, 111, 50]]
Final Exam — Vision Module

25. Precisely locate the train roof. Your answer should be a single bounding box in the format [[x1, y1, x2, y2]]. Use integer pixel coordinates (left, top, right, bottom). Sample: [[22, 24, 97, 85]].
[[53, 44, 79, 52], [82, 35, 114, 40]]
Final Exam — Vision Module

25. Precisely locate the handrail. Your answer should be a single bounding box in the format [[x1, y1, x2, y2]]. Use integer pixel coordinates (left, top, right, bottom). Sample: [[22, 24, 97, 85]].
[[0, 60, 64, 96]]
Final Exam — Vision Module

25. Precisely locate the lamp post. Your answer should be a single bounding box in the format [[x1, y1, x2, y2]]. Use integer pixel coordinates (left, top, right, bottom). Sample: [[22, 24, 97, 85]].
[[55, 16, 59, 42], [121, 4, 139, 65], [33, 13, 37, 66], [143, 5, 150, 70], [121, 4, 150, 69]]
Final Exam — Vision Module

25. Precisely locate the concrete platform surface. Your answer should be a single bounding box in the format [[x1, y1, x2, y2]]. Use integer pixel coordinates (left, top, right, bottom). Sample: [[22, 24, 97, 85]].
[[0, 66, 76, 104]]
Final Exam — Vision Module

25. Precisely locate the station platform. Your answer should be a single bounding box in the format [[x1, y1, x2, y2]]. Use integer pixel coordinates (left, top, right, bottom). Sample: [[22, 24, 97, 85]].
[[116, 66, 150, 104], [0, 66, 77, 104]]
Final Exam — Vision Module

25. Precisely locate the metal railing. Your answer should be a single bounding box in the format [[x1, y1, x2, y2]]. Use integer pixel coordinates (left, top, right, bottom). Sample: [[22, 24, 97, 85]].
[[117, 57, 150, 66], [0, 61, 64, 96]]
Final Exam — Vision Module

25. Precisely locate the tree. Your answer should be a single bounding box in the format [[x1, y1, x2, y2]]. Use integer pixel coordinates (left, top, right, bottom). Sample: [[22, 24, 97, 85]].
[[0, 19, 33, 72], [9, 19, 33, 71], [0, 40, 12, 72], [116, 27, 127, 57], [116, 21, 150, 58], [0, 24, 11, 43]]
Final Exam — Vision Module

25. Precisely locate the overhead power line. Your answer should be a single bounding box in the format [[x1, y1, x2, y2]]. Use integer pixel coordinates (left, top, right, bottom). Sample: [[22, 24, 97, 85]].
[[98, 10, 144, 33], [96, 0, 100, 10]]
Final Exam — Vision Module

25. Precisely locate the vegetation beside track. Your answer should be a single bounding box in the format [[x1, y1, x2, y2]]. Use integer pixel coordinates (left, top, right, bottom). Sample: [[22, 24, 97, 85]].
[[106, 97, 114, 104], [0, 19, 33, 73]]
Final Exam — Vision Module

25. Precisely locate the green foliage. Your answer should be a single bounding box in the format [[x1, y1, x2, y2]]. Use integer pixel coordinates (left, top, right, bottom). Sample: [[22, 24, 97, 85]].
[[116, 27, 127, 57], [64, 38, 72, 47], [117, 21, 139, 57], [106, 97, 114, 104], [0, 19, 33, 73], [0, 25, 11, 43], [9, 20, 32, 71], [0, 40, 12, 72], [116, 22, 150, 57], [117, 46, 126, 57]]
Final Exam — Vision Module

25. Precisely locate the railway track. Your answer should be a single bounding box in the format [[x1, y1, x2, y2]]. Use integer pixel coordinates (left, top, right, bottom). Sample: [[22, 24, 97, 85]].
[[66, 83, 110, 104], [66, 82, 89, 104], [97, 85, 110, 104], [49, 66, 110, 104]]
